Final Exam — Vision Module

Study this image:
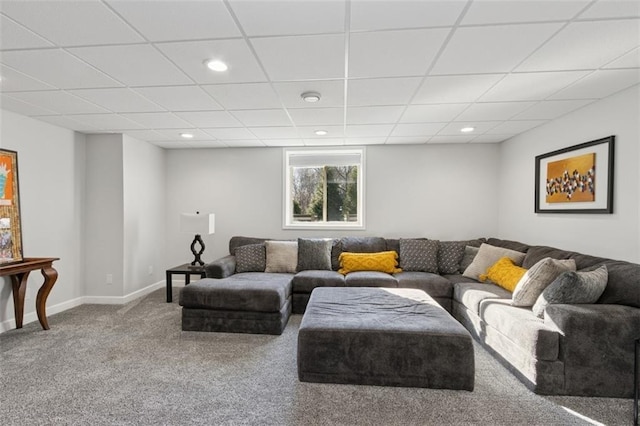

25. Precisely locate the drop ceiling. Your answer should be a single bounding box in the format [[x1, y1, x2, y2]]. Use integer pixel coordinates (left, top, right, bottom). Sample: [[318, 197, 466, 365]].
[[0, 0, 638, 149]]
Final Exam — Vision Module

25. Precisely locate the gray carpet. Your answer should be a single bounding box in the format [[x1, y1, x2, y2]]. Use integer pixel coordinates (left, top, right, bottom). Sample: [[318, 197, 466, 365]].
[[0, 288, 634, 425]]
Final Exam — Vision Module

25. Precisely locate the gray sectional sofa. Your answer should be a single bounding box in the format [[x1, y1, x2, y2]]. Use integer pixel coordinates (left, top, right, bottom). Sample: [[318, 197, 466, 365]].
[[181, 235, 640, 398]]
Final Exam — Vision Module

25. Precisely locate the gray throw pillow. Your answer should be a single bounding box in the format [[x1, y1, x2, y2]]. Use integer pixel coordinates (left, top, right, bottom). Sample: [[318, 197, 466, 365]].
[[463, 243, 526, 281], [399, 238, 439, 273], [265, 240, 298, 273], [532, 265, 608, 319], [459, 245, 479, 273], [235, 243, 266, 273], [511, 257, 576, 307], [438, 241, 466, 274], [297, 238, 332, 271]]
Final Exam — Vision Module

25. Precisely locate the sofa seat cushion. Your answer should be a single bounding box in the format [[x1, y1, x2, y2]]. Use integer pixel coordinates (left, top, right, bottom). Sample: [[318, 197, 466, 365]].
[[479, 299, 560, 361], [292, 270, 345, 293], [179, 273, 292, 312], [442, 274, 479, 285], [394, 271, 452, 299], [345, 271, 398, 287], [453, 282, 510, 315]]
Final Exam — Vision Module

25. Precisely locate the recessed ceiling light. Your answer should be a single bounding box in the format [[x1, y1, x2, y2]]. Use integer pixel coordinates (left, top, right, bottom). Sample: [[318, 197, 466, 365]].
[[314, 130, 328, 136], [460, 127, 475, 133], [301, 91, 321, 103], [180, 133, 194, 139], [204, 59, 228, 72]]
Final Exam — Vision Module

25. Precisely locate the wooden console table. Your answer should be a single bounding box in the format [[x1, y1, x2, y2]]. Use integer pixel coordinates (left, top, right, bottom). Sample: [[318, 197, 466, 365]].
[[0, 257, 59, 330]]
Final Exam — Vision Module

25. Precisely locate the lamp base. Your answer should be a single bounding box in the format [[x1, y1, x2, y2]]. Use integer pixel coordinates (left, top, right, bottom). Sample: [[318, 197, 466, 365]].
[[189, 234, 205, 266]]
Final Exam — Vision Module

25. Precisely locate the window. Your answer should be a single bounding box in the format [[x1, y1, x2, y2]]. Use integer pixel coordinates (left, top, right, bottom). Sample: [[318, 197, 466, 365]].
[[284, 148, 364, 229]]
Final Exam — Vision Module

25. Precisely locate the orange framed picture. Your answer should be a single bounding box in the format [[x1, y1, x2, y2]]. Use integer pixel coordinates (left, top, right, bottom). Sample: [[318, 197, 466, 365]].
[[0, 149, 23, 264], [535, 136, 614, 214]]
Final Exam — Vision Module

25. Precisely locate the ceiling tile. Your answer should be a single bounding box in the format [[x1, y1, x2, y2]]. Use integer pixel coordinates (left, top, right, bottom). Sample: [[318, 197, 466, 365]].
[[229, 0, 345, 36], [158, 39, 267, 84], [400, 104, 469, 123], [156, 129, 213, 141], [513, 99, 594, 120], [391, 123, 446, 137], [249, 126, 300, 139], [412, 74, 504, 104], [349, 28, 449, 78], [203, 128, 257, 140], [69, 44, 192, 87], [262, 139, 305, 147], [428, 135, 475, 144], [0, 66, 56, 92], [485, 120, 546, 134], [187, 140, 229, 149], [479, 71, 590, 102], [107, 0, 240, 41], [517, 20, 640, 72], [604, 47, 640, 68], [455, 101, 537, 121], [152, 141, 196, 149], [1, 0, 143, 46], [298, 125, 345, 138], [0, 49, 121, 89], [345, 124, 394, 138], [174, 111, 243, 128], [0, 15, 54, 50], [347, 106, 405, 124], [0, 94, 57, 116], [66, 114, 145, 130], [34, 115, 101, 132], [471, 134, 513, 143], [347, 77, 422, 106], [69, 88, 165, 113], [304, 138, 345, 146], [350, 0, 466, 31], [251, 34, 345, 81], [578, 0, 640, 19], [7, 91, 109, 115], [438, 121, 502, 135], [231, 109, 293, 127], [133, 86, 222, 111], [461, 0, 589, 25], [202, 83, 281, 110], [120, 130, 168, 141], [120, 112, 194, 129], [386, 136, 429, 145], [222, 140, 266, 148], [345, 137, 387, 145], [288, 108, 344, 126], [431, 23, 562, 74], [549, 69, 640, 99], [273, 80, 345, 108]]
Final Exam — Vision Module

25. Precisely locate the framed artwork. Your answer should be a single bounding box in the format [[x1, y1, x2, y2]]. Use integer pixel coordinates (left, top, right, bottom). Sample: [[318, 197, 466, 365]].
[[0, 149, 23, 264], [535, 136, 615, 214]]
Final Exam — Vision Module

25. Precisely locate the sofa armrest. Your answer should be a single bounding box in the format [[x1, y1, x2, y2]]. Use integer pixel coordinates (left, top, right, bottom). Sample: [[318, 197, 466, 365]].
[[204, 255, 236, 278], [544, 304, 640, 397]]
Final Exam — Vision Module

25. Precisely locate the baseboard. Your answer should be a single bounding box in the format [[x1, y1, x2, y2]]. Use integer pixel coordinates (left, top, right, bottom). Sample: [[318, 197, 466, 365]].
[[0, 279, 167, 334]]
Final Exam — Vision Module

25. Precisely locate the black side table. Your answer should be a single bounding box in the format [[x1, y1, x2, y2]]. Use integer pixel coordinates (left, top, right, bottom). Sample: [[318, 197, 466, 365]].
[[166, 263, 206, 303], [635, 338, 639, 426]]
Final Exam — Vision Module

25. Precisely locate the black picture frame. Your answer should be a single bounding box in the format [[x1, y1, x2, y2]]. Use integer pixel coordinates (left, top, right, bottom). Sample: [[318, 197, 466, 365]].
[[535, 136, 615, 214]]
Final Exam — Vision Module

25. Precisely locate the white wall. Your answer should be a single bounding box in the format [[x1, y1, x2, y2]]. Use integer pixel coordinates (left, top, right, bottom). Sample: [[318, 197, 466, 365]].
[[0, 109, 86, 331], [122, 135, 166, 295], [498, 85, 640, 262], [165, 143, 501, 264]]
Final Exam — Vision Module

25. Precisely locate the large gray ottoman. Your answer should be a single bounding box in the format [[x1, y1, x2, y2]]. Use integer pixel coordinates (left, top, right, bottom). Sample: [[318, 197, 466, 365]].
[[298, 287, 474, 390], [179, 273, 292, 335]]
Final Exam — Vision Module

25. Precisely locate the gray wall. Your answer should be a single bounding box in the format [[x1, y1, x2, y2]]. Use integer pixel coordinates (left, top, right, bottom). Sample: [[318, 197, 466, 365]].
[[165, 143, 501, 264], [497, 85, 640, 262]]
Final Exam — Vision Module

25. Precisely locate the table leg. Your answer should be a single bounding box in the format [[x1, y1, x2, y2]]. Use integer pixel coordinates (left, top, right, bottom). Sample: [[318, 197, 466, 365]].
[[35, 265, 58, 330], [166, 271, 172, 303], [185, 274, 191, 285], [10, 272, 29, 329]]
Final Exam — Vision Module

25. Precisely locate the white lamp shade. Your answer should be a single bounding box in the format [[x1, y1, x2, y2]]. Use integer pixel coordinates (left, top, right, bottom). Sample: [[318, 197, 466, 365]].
[[180, 213, 215, 235]]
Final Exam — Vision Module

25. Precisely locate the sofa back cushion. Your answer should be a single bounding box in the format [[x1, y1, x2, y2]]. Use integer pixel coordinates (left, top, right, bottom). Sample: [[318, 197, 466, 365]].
[[229, 236, 269, 255], [525, 245, 640, 308], [485, 238, 530, 253], [340, 236, 387, 253]]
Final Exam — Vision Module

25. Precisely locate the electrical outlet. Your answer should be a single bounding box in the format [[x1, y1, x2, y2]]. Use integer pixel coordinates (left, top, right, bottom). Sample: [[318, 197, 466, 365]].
[[106, 274, 113, 285], [148, 265, 153, 275]]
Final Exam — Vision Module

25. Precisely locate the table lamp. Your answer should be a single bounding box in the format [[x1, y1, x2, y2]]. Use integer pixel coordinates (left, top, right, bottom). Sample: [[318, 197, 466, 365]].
[[180, 212, 215, 266]]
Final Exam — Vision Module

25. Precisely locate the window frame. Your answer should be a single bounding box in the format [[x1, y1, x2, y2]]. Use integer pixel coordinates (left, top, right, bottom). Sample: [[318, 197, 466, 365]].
[[283, 147, 365, 230]]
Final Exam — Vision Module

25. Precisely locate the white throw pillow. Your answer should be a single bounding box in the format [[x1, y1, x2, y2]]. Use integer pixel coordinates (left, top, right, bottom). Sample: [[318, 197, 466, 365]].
[[264, 240, 298, 273], [511, 257, 576, 307], [462, 243, 526, 281]]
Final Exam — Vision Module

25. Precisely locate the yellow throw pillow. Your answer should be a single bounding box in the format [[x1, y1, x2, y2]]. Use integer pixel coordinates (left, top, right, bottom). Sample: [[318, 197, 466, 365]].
[[338, 251, 402, 275], [479, 257, 527, 292]]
